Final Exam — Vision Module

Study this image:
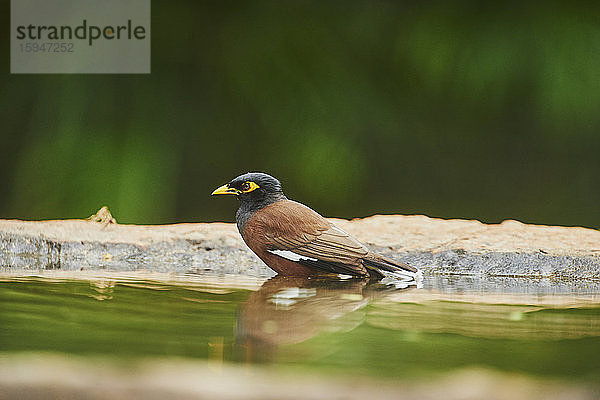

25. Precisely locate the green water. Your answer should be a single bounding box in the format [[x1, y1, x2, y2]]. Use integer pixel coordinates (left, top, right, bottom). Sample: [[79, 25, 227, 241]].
[[1, 275, 599, 383]]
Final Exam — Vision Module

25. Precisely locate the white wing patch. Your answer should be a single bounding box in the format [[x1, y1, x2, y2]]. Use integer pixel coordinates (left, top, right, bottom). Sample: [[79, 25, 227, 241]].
[[268, 249, 318, 262]]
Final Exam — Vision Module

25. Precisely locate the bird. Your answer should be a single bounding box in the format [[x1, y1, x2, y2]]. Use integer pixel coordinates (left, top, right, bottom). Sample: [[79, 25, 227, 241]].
[[211, 172, 417, 279]]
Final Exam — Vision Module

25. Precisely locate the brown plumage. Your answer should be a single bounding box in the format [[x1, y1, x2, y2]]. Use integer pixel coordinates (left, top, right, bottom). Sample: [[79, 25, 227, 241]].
[[212, 172, 417, 279]]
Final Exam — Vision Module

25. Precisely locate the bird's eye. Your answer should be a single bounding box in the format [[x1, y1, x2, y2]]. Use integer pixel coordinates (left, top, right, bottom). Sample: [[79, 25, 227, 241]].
[[241, 182, 251, 191]]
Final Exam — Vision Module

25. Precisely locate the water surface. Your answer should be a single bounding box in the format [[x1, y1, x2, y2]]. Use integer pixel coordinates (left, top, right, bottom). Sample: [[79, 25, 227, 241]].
[[1, 272, 599, 398]]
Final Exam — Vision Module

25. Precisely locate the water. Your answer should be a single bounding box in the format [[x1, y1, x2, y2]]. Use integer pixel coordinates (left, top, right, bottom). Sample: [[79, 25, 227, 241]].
[[1, 272, 599, 399]]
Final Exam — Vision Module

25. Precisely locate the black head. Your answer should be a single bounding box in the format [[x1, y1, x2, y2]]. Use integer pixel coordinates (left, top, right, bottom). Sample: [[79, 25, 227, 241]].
[[212, 172, 286, 206]]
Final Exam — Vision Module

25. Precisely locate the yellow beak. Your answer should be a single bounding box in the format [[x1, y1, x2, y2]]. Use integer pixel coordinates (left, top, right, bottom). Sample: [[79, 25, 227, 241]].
[[211, 184, 240, 196]]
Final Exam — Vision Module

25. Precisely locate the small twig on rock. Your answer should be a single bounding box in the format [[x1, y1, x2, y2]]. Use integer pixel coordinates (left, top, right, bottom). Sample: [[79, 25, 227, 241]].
[[86, 206, 117, 225]]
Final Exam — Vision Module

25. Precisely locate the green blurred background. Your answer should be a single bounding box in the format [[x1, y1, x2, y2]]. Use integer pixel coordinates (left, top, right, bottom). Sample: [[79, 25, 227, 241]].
[[1, 1, 599, 227]]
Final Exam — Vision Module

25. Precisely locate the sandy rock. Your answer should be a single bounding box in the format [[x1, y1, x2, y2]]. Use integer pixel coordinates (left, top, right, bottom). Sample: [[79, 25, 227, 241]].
[[1, 211, 599, 281]]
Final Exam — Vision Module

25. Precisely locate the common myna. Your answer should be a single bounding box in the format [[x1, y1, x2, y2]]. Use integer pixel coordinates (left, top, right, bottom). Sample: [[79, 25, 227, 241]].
[[212, 172, 417, 279]]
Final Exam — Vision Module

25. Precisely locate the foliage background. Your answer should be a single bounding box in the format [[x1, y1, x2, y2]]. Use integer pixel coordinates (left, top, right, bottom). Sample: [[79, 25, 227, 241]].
[[1, 1, 599, 228]]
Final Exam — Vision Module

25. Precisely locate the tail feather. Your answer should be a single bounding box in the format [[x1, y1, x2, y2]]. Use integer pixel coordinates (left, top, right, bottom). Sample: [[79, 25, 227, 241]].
[[363, 253, 418, 274]]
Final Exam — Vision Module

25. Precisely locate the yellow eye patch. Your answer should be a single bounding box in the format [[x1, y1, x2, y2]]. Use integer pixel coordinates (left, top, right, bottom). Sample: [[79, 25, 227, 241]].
[[241, 181, 260, 193]]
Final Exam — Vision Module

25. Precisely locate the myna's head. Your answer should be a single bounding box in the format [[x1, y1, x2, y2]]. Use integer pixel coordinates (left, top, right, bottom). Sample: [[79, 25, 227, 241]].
[[212, 172, 286, 205]]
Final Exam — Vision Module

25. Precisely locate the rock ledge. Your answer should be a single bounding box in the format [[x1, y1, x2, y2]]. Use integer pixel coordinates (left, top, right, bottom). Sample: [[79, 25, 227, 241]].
[[1, 213, 599, 281]]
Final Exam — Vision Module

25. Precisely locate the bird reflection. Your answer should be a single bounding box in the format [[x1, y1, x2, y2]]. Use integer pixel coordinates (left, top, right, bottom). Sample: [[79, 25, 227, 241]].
[[235, 275, 415, 362]]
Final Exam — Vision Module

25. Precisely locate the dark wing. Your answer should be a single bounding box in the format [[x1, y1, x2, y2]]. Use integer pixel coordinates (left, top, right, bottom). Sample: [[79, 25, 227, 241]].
[[271, 224, 368, 264], [247, 200, 369, 276]]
